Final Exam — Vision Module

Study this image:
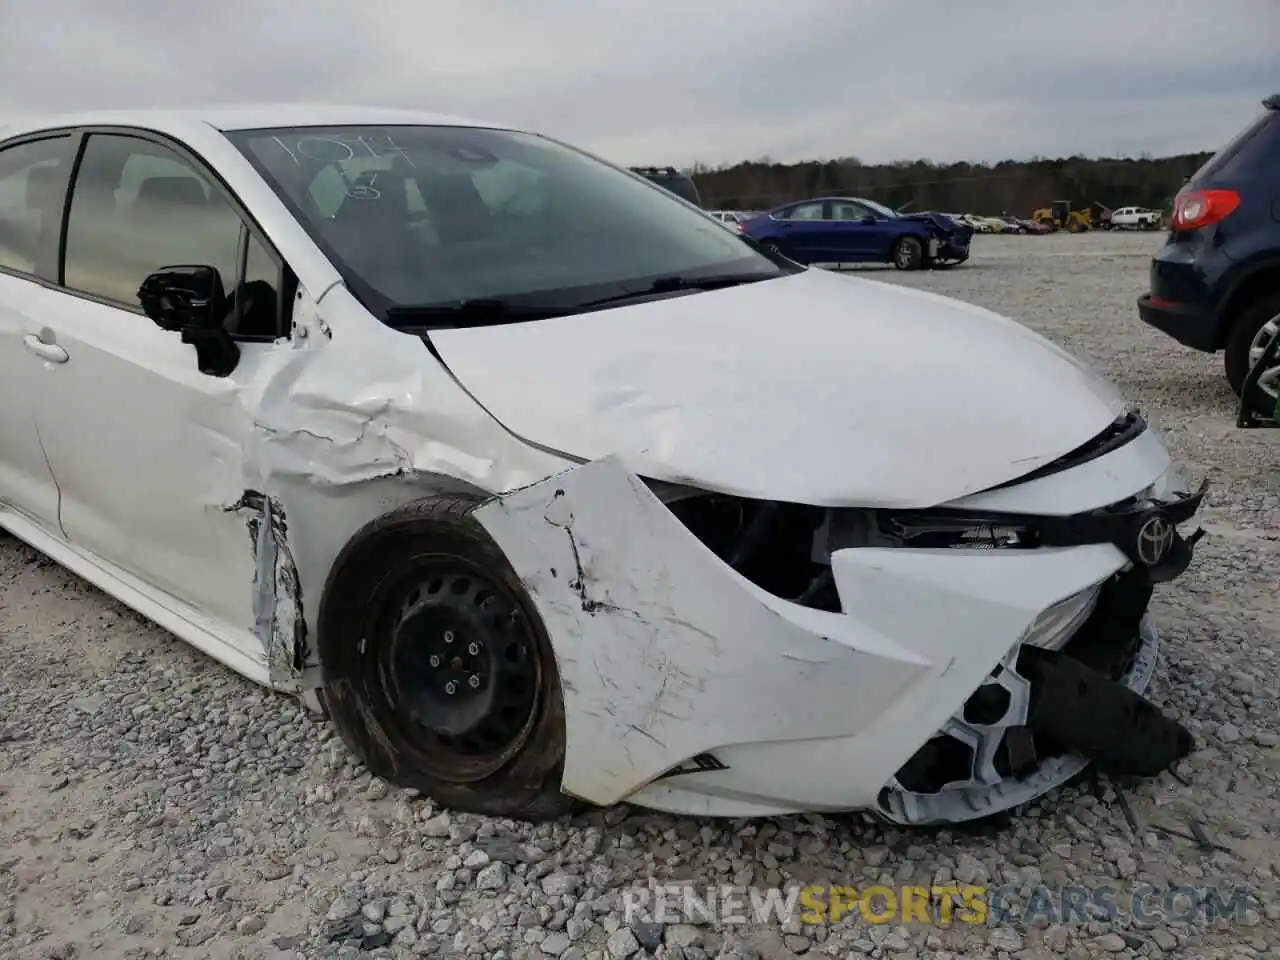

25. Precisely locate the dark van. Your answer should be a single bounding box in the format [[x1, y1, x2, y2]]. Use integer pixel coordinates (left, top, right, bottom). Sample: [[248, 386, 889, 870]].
[[630, 166, 702, 207]]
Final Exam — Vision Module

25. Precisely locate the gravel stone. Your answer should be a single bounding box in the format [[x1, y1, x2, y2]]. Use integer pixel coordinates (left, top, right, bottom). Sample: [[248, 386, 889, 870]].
[[541, 872, 581, 896], [0, 234, 1274, 959], [478, 860, 512, 892], [1093, 932, 1128, 952], [540, 932, 572, 955], [235, 915, 265, 935], [606, 926, 640, 957]]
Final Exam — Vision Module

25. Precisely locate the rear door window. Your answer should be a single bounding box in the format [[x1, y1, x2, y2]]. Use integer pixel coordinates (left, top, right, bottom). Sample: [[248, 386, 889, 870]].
[[0, 136, 74, 277]]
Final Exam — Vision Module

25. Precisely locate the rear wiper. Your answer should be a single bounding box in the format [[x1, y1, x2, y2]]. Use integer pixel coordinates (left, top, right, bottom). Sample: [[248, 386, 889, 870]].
[[384, 298, 565, 328], [572, 272, 775, 310]]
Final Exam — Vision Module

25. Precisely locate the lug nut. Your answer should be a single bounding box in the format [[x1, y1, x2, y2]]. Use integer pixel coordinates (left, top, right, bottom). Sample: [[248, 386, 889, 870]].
[[444, 631, 454, 643], [468, 642, 480, 656], [445, 681, 457, 694], [468, 674, 480, 689], [429, 655, 441, 667]]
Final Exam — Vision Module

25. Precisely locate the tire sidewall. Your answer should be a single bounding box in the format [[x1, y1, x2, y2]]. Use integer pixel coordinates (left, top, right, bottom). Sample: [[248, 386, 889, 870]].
[[1225, 292, 1280, 397], [317, 502, 570, 816], [893, 236, 923, 270]]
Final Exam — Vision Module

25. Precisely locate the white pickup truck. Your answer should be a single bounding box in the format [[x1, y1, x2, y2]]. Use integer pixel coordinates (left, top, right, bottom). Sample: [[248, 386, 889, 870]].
[[1108, 206, 1163, 230]]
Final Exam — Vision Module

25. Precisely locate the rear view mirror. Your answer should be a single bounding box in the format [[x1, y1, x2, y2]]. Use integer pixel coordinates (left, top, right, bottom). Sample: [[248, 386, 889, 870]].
[[138, 265, 239, 377], [860, 215, 877, 225]]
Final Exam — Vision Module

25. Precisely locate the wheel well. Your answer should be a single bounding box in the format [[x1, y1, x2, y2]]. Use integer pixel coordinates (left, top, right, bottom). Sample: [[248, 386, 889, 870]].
[[1215, 264, 1280, 349], [890, 232, 924, 257]]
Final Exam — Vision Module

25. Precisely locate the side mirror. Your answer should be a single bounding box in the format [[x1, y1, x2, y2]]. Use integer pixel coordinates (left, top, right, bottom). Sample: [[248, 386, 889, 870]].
[[859, 215, 877, 225], [137, 265, 240, 377]]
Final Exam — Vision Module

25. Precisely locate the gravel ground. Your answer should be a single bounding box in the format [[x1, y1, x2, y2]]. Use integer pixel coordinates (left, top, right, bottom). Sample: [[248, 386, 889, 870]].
[[1, 231, 1277, 960]]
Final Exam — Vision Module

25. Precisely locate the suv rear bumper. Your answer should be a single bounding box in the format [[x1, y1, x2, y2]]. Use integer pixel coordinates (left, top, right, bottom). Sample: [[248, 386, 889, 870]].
[[1137, 294, 1217, 353]]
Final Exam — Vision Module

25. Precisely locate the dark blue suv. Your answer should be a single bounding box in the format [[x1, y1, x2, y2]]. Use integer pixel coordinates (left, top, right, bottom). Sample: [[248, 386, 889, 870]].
[[1137, 94, 1280, 408]]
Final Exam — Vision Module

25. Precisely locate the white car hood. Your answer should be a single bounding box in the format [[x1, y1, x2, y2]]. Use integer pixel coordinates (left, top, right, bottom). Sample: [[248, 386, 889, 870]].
[[426, 268, 1127, 507]]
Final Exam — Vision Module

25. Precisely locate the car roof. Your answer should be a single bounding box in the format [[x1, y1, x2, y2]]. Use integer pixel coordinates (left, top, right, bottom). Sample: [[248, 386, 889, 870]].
[[0, 104, 510, 141]]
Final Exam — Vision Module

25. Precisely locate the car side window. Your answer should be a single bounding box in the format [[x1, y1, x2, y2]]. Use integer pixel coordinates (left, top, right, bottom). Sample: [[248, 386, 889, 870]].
[[781, 201, 825, 221], [0, 136, 74, 276], [237, 232, 284, 339], [831, 201, 872, 221], [63, 133, 284, 339]]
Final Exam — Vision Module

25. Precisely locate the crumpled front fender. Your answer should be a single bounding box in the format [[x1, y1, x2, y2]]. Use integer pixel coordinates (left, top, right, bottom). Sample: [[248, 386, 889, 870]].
[[474, 457, 1128, 810]]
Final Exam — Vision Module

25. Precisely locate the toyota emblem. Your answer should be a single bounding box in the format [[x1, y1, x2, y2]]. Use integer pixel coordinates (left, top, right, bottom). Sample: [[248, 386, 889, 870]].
[[1135, 514, 1176, 566]]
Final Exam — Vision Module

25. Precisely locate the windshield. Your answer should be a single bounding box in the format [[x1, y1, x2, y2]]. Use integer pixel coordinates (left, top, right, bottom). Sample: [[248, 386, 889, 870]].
[[228, 125, 788, 322], [859, 198, 899, 219]]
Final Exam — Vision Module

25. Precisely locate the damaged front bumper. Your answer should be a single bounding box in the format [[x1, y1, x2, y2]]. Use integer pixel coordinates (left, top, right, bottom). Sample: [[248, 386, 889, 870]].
[[473, 455, 1204, 822]]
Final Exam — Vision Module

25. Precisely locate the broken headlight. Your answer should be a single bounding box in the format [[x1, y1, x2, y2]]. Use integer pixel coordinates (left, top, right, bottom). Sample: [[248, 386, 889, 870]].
[[1021, 583, 1103, 650]]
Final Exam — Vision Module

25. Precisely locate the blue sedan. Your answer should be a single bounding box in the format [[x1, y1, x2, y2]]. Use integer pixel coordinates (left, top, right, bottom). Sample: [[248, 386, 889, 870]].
[[741, 197, 971, 270]]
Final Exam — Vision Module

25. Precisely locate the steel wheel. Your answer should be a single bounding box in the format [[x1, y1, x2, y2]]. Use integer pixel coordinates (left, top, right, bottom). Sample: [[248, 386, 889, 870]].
[[379, 559, 542, 782]]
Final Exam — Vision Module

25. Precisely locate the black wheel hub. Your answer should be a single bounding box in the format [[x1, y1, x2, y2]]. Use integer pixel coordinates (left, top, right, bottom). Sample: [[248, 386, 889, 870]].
[[387, 568, 540, 759]]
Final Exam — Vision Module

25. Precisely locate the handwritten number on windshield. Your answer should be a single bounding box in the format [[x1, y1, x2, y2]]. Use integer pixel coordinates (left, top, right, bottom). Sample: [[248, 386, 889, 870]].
[[270, 134, 417, 169]]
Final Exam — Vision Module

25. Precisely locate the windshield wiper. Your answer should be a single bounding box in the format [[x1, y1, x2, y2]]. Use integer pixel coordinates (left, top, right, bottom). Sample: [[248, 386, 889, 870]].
[[385, 298, 566, 328], [386, 273, 779, 327], [571, 272, 776, 310]]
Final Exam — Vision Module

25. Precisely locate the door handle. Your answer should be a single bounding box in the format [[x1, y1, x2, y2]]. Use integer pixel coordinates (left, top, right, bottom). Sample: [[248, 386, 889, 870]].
[[23, 333, 69, 364]]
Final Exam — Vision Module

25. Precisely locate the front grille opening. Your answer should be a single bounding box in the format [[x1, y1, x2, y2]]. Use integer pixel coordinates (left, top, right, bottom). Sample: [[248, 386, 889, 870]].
[[660, 493, 839, 610], [895, 733, 974, 794], [963, 683, 1012, 725]]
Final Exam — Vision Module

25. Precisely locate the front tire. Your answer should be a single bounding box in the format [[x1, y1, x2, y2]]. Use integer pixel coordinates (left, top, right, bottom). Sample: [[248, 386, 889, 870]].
[[892, 236, 925, 270], [1224, 291, 1280, 398], [317, 494, 576, 820]]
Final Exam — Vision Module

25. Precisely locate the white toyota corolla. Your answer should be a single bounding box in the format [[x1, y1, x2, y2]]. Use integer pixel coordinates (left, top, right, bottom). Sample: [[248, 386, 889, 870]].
[[0, 106, 1205, 824]]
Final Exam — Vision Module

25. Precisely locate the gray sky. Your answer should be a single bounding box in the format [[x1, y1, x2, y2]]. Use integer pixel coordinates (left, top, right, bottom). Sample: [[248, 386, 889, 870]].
[[1, 0, 1276, 167]]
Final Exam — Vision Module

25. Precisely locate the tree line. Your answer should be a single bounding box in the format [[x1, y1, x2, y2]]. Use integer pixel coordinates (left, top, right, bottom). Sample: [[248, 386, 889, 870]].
[[690, 152, 1214, 216]]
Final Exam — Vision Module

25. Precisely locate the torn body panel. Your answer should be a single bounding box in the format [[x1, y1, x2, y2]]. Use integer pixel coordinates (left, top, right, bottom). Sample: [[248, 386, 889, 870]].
[[224, 491, 309, 688], [472, 456, 1185, 814], [473, 449, 1200, 819], [245, 285, 576, 683]]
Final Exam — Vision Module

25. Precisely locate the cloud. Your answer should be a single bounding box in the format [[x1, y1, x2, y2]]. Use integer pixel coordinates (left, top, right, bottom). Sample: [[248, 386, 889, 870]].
[[0, 0, 1275, 165]]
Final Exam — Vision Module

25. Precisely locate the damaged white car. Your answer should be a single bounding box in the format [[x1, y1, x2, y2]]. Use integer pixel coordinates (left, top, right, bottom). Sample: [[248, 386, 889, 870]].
[[0, 106, 1206, 824]]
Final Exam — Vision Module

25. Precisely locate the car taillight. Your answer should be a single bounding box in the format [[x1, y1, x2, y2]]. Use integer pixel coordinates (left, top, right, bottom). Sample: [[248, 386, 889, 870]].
[[1171, 188, 1240, 231], [733, 222, 746, 233]]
